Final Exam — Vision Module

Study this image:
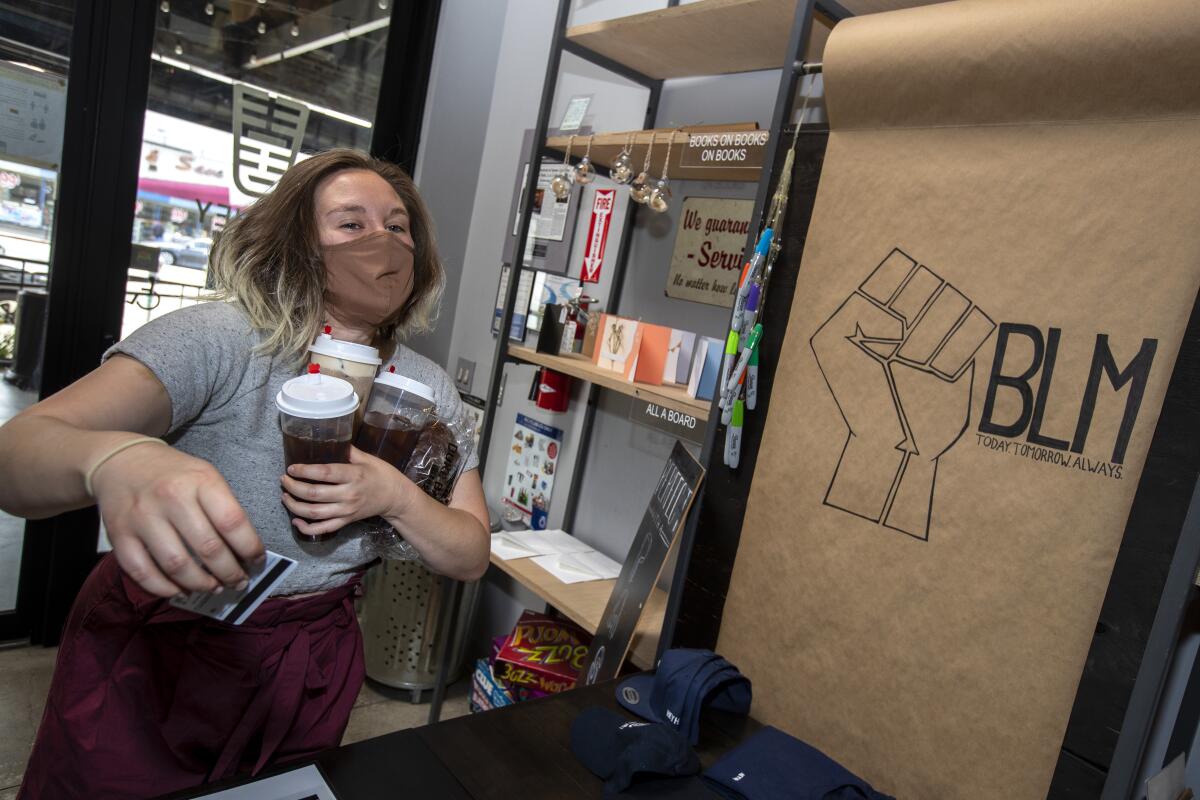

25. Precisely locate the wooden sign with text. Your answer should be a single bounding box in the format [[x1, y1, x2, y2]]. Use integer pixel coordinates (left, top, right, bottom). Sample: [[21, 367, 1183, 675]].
[[667, 197, 755, 308]]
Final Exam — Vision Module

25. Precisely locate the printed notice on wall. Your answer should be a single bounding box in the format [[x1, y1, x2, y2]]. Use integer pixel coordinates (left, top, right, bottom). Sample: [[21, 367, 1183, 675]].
[[514, 162, 573, 244], [667, 197, 755, 308], [0, 62, 66, 168], [503, 414, 563, 529]]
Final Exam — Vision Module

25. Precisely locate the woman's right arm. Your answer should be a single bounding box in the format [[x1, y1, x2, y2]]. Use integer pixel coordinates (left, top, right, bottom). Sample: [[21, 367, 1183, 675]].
[[0, 355, 265, 597]]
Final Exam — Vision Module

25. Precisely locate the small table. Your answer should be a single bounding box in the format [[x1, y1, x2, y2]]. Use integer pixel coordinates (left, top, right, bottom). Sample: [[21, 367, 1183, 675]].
[[164, 680, 762, 799]]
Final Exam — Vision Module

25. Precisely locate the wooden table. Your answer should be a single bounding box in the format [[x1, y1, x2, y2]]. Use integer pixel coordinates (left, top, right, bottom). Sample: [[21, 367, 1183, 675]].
[[164, 681, 762, 799]]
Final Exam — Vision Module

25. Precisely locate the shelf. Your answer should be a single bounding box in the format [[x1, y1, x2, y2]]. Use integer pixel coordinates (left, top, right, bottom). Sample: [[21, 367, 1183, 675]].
[[510, 345, 711, 421], [566, 0, 951, 82], [547, 123, 765, 183], [566, 0, 835, 81], [490, 551, 667, 671]]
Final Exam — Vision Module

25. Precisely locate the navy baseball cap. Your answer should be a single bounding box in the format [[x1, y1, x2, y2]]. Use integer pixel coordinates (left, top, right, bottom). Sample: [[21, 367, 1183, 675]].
[[701, 726, 895, 800], [570, 707, 701, 795], [616, 649, 752, 744]]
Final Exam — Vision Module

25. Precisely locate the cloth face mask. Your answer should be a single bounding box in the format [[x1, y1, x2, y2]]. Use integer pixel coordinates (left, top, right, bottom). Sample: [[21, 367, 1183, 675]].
[[322, 231, 416, 330]]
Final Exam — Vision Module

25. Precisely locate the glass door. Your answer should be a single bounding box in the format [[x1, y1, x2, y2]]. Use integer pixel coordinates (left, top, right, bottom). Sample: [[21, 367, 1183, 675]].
[[0, 0, 74, 623]]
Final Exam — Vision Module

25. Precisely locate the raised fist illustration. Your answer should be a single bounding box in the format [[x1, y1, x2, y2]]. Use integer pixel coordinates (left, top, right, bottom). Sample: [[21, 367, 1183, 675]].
[[811, 249, 995, 540]]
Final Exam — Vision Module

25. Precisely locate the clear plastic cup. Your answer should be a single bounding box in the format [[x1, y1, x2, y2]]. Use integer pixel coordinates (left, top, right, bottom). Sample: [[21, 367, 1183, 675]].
[[307, 327, 382, 420], [354, 367, 437, 472], [276, 365, 359, 543]]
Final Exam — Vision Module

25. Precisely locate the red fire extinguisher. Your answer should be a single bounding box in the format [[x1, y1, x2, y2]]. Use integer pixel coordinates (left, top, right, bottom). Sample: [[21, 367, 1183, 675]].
[[535, 368, 571, 412]]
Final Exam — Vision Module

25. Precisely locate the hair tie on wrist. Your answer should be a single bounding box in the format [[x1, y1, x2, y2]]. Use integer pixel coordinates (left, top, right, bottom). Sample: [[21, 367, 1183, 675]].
[[84, 437, 167, 498]]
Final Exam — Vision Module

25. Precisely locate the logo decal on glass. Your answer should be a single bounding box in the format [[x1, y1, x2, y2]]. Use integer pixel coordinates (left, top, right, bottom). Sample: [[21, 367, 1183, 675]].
[[232, 83, 310, 198]]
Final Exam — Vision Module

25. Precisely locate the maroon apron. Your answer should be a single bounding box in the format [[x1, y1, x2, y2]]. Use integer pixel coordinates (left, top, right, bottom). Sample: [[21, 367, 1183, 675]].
[[19, 555, 365, 800]]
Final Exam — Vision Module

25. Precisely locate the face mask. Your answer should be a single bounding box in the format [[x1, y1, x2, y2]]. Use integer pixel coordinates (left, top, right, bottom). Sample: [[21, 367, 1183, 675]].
[[322, 231, 416, 330]]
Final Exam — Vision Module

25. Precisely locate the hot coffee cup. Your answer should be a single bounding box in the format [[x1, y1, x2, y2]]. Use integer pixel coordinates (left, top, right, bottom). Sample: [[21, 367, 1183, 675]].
[[307, 327, 382, 421], [276, 365, 359, 543]]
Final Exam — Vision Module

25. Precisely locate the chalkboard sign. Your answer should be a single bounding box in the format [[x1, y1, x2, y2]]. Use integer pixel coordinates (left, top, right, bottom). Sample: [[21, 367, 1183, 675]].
[[579, 441, 705, 685]]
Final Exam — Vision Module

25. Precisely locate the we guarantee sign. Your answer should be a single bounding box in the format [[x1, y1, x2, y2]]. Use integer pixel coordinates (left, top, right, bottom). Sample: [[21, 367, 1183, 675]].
[[667, 197, 755, 308]]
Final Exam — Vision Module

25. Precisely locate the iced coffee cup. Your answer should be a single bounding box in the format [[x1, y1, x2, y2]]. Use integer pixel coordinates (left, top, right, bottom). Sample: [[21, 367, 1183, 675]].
[[307, 326, 382, 421], [354, 367, 436, 472], [276, 365, 359, 543]]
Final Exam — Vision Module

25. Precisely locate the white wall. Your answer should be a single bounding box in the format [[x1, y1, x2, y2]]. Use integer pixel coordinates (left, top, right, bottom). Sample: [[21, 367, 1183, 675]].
[[404, 0, 510, 366]]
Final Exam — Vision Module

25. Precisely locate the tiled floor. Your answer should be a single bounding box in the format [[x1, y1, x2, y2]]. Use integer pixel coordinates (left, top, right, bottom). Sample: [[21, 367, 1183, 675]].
[[0, 380, 37, 611], [0, 643, 471, 796], [0, 646, 55, 797]]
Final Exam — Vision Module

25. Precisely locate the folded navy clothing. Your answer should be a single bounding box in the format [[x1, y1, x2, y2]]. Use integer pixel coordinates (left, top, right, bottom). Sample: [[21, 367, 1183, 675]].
[[617, 648, 752, 745], [701, 726, 894, 800], [571, 706, 702, 796]]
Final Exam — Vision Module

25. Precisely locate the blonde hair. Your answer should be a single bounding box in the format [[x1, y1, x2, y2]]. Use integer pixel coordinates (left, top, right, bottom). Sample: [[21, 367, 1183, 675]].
[[209, 148, 444, 365]]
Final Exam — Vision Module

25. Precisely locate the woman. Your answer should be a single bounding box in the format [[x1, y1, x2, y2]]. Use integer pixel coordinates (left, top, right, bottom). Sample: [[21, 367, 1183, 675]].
[[0, 149, 490, 799]]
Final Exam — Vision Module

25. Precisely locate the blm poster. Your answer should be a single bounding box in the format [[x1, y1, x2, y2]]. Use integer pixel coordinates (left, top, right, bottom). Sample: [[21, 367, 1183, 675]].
[[714, 1, 1200, 798]]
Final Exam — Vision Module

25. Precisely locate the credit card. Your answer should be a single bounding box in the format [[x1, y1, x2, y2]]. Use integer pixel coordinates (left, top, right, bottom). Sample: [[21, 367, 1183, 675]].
[[169, 550, 298, 625]]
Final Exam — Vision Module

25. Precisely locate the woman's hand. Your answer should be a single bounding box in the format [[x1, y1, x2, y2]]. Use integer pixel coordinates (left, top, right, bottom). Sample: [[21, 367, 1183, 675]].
[[280, 447, 415, 539], [91, 443, 265, 598]]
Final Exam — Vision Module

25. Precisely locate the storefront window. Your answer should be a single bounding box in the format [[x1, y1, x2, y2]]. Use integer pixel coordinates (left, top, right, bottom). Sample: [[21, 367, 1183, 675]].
[[122, 0, 392, 340]]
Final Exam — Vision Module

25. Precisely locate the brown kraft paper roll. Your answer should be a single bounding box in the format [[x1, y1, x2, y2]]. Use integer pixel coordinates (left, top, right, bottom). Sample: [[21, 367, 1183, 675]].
[[715, 1, 1200, 797]]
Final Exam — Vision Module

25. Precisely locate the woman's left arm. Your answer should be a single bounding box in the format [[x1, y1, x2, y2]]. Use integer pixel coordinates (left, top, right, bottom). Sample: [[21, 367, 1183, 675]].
[[281, 449, 490, 581]]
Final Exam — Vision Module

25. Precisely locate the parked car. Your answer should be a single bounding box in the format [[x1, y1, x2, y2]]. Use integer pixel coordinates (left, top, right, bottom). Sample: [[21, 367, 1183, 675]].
[[144, 237, 212, 269]]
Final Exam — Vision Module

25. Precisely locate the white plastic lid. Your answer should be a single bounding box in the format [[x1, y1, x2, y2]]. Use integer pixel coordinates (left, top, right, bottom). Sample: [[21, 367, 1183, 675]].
[[276, 368, 359, 419], [307, 331, 383, 366], [374, 368, 436, 404]]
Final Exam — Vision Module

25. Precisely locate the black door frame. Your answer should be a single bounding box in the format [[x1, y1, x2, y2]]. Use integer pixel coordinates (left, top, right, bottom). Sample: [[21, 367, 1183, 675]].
[[1, 0, 442, 645], [2, 0, 158, 645]]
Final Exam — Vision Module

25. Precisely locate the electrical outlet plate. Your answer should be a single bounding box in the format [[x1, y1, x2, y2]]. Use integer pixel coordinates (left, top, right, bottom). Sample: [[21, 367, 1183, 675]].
[[455, 357, 475, 392]]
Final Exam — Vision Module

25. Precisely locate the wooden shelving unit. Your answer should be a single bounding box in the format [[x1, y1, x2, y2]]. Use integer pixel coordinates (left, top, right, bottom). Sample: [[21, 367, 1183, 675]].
[[566, 0, 836, 80], [547, 123, 765, 183], [565, 0, 950, 82], [510, 345, 710, 421], [490, 552, 668, 670]]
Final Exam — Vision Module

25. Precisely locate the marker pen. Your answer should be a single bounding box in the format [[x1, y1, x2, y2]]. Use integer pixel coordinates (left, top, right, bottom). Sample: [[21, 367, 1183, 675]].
[[746, 343, 760, 410], [741, 282, 761, 339], [720, 371, 739, 429], [726, 399, 744, 469], [721, 324, 763, 409], [718, 329, 739, 411], [730, 229, 773, 332], [722, 364, 746, 425]]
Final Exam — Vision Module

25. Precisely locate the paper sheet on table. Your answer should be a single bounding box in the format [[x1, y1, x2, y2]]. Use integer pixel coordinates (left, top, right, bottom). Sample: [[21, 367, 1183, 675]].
[[532, 550, 623, 584], [490, 529, 594, 560]]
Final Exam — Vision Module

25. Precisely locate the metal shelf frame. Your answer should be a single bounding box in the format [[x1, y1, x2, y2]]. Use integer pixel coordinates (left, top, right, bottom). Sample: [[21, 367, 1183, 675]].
[[430, 0, 854, 725]]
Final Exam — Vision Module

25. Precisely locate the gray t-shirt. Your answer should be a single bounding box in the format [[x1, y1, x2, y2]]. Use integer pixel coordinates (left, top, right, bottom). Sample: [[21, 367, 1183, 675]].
[[104, 301, 477, 595]]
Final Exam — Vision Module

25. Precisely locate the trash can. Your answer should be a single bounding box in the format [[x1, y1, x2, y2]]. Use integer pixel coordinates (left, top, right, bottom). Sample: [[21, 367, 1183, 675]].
[[5, 288, 46, 390], [360, 559, 479, 701]]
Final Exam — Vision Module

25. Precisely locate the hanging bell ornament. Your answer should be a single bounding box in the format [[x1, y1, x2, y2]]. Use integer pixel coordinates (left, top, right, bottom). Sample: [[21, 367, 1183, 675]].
[[610, 135, 634, 184], [551, 135, 576, 200], [575, 135, 596, 185], [646, 132, 677, 214], [630, 172, 652, 204], [629, 133, 656, 204], [550, 169, 575, 200], [647, 178, 672, 213]]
